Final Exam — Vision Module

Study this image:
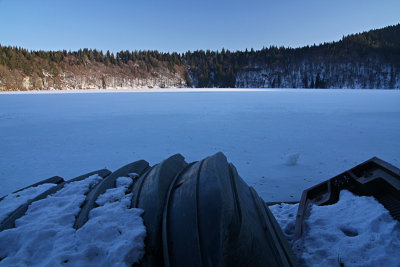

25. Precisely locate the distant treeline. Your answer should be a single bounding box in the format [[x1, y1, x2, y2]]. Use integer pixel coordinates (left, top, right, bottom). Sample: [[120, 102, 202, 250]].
[[1, 23, 399, 89], [184, 24, 400, 88], [0, 46, 184, 75]]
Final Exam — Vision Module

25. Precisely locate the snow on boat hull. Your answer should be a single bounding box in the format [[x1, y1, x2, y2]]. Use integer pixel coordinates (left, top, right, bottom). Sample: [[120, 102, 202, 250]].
[[294, 157, 400, 241], [0, 169, 110, 231], [73, 160, 149, 229], [0, 176, 64, 202]]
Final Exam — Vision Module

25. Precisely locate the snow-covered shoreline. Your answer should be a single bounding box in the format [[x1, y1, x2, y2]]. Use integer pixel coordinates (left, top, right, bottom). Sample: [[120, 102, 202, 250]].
[[0, 88, 276, 94], [0, 88, 398, 95]]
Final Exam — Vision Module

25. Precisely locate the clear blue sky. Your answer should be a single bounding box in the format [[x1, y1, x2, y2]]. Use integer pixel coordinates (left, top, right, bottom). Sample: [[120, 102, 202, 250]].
[[0, 0, 399, 53]]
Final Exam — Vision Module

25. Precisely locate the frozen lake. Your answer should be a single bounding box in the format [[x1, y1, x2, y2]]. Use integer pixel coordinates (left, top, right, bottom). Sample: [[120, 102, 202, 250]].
[[1, 89, 399, 201]]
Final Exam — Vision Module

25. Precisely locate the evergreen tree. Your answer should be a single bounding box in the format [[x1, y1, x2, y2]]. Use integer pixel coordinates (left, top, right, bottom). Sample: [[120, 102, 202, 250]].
[[310, 77, 315, 88]]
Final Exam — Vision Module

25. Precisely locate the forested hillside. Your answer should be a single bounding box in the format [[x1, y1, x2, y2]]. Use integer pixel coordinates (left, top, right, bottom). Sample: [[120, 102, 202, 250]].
[[0, 24, 399, 90], [186, 24, 400, 88], [0, 49, 189, 90]]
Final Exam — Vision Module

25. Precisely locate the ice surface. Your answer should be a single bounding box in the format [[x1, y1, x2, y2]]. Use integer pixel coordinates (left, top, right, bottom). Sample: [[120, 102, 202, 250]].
[[0, 89, 399, 201], [0, 175, 146, 266]]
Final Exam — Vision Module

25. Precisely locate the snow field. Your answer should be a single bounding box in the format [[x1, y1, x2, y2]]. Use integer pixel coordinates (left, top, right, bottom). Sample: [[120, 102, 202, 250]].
[[0, 175, 146, 266]]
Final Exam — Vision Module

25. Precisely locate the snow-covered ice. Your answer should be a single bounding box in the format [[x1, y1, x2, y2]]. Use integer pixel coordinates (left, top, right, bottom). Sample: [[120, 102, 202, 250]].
[[270, 191, 400, 267], [0, 89, 399, 201], [0, 175, 146, 266], [0, 183, 55, 223]]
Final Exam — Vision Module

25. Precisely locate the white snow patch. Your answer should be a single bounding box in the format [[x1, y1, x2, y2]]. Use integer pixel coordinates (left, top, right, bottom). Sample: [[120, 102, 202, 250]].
[[71, 176, 146, 266], [115, 176, 134, 189], [0, 183, 56, 223], [0, 175, 146, 266], [292, 190, 400, 266]]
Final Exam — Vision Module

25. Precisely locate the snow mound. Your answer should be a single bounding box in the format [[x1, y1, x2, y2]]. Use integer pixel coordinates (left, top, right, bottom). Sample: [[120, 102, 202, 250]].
[[0, 175, 146, 266], [0, 183, 56, 223], [294, 190, 400, 266], [284, 153, 300, 166]]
